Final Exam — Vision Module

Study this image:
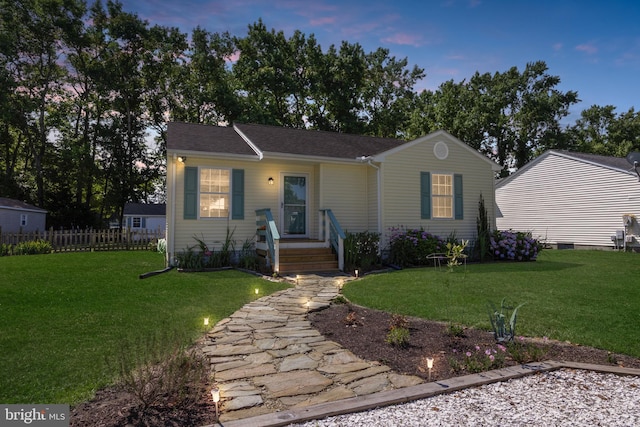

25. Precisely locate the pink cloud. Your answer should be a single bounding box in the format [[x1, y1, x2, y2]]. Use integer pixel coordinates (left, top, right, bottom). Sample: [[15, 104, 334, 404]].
[[381, 33, 424, 47], [310, 17, 336, 26], [576, 43, 598, 55]]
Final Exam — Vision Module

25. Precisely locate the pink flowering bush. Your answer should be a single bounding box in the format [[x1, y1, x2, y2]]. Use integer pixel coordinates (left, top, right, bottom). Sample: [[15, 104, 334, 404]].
[[490, 230, 542, 261], [386, 226, 449, 267], [448, 344, 507, 374]]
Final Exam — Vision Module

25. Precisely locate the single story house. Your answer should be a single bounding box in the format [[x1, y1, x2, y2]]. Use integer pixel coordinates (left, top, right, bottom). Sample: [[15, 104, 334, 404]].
[[495, 150, 640, 250], [166, 122, 502, 272], [0, 197, 47, 233], [123, 203, 166, 237]]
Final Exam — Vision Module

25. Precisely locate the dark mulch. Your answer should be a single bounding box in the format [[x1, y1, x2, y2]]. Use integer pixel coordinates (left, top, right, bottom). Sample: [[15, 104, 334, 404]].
[[309, 303, 640, 382], [70, 302, 640, 426]]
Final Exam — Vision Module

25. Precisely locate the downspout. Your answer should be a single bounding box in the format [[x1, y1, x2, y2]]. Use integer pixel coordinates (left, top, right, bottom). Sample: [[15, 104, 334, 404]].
[[367, 160, 382, 241], [359, 156, 382, 246], [169, 153, 177, 267]]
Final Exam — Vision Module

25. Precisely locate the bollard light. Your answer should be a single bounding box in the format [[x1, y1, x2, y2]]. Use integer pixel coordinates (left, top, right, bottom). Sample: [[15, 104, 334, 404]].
[[255, 288, 259, 295], [426, 357, 434, 381], [354, 269, 359, 278], [204, 317, 209, 326]]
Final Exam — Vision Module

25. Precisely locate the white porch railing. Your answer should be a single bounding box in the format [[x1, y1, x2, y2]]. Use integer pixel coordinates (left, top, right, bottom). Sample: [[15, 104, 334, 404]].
[[255, 208, 280, 272], [320, 209, 345, 271]]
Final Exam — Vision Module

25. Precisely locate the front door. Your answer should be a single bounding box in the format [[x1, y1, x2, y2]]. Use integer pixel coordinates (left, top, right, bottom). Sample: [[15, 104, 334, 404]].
[[281, 174, 308, 237]]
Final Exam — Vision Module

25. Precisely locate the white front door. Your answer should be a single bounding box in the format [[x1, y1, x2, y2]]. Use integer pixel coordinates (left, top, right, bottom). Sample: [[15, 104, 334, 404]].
[[281, 174, 308, 237]]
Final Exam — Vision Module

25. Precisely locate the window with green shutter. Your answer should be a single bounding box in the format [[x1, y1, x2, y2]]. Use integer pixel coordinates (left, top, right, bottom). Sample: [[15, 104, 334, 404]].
[[183, 166, 245, 220], [423, 172, 463, 219], [454, 174, 463, 220], [420, 172, 431, 219], [231, 169, 244, 220], [183, 166, 198, 219]]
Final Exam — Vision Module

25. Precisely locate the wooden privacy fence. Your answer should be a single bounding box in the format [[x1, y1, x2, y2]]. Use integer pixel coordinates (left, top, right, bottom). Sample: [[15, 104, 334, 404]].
[[0, 227, 165, 252]]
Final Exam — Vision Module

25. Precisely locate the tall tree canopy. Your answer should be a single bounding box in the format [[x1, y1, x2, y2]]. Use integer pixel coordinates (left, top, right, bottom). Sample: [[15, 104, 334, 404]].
[[0, 1, 634, 227]]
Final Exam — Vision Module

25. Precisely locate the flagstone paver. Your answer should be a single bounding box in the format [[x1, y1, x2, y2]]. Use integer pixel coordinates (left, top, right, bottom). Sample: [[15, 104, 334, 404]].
[[201, 273, 424, 422]]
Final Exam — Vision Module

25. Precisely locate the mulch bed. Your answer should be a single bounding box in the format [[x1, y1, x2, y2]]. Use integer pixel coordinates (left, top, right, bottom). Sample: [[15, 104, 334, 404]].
[[70, 301, 640, 426]]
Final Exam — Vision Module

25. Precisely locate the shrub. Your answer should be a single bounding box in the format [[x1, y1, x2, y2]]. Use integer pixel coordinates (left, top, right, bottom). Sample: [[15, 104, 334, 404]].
[[507, 336, 550, 363], [386, 314, 410, 347], [344, 231, 380, 271], [13, 240, 52, 255], [385, 326, 410, 347], [115, 334, 208, 418], [0, 243, 12, 256], [386, 226, 447, 267], [490, 230, 542, 261]]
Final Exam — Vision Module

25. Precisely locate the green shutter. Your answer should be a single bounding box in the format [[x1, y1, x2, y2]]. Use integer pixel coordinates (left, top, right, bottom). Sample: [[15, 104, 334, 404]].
[[184, 166, 198, 220], [231, 169, 244, 220], [454, 174, 463, 220], [420, 172, 431, 219]]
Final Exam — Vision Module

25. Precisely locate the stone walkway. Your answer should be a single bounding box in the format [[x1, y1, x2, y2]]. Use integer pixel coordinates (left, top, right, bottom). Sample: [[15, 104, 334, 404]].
[[200, 274, 424, 423]]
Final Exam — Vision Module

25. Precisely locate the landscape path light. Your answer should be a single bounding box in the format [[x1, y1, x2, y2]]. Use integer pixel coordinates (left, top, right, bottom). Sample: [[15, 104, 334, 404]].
[[426, 357, 434, 381], [211, 385, 220, 422]]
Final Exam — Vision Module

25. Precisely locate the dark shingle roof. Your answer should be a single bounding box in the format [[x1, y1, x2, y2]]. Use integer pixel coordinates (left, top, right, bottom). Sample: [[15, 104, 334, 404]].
[[166, 122, 405, 160], [123, 203, 166, 216], [167, 122, 256, 156], [0, 197, 47, 212], [234, 123, 405, 159], [557, 150, 635, 173]]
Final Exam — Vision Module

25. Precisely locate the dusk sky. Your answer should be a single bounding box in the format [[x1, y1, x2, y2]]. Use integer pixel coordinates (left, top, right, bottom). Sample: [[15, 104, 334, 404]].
[[119, 0, 640, 122]]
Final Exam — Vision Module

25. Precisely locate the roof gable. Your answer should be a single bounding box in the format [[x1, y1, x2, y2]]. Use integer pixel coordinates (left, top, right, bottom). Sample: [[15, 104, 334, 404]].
[[373, 129, 502, 171], [496, 150, 637, 188]]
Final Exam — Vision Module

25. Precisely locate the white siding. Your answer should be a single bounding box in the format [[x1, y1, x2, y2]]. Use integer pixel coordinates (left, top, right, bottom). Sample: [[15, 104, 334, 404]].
[[380, 134, 497, 248], [496, 153, 640, 247], [168, 156, 318, 257], [319, 163, 369, 233]]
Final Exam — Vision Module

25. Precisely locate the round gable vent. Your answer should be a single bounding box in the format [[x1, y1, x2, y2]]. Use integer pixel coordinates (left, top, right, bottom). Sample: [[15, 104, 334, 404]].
[[434, 141, 449, 160]]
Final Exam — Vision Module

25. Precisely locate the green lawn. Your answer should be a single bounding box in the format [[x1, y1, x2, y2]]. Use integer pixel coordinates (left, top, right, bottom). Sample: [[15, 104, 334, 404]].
[[342, 250, 640, 358], [0, 251, 290, 404]]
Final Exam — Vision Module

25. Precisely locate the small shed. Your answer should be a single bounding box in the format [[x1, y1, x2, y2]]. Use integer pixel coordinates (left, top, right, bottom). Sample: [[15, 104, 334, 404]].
[[0, 197, 47, 233]]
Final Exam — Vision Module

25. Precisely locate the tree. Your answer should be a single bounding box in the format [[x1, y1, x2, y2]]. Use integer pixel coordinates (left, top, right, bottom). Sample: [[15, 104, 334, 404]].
[[361, 48, 424, 138]]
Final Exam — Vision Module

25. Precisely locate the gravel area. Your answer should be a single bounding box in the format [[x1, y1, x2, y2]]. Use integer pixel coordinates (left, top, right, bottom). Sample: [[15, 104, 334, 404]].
[[290, 369, 640, 427]]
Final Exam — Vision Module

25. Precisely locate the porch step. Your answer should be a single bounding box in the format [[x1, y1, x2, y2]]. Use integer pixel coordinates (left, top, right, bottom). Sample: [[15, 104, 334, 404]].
[[258, 246, 339, 273]]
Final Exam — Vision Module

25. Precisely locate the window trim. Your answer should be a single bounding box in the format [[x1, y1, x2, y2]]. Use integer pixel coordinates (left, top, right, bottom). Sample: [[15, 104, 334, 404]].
[[199, 166, 232, 219], [431, 173, 454, 219]]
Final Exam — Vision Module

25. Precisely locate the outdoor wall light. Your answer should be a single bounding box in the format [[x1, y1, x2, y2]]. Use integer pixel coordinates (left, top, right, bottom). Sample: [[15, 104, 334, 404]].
[[268, 177, 274, 185], [178, 156, 186, 163]]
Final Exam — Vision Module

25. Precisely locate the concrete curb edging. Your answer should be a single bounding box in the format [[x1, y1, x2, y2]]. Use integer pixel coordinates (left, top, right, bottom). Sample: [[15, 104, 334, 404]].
[[210, 361, 640, 427]]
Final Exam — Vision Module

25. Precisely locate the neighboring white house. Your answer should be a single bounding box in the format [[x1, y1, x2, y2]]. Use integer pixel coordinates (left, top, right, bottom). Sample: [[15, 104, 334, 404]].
[[122, 203, 166, 236], [495, 150, 640, 250], [0, 197, 47, 233], [166, 122, 502, 271]]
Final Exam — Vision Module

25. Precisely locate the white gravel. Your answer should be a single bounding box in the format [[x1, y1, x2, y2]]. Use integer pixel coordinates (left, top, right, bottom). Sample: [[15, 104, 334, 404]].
[[290, 369, 640, 427]]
